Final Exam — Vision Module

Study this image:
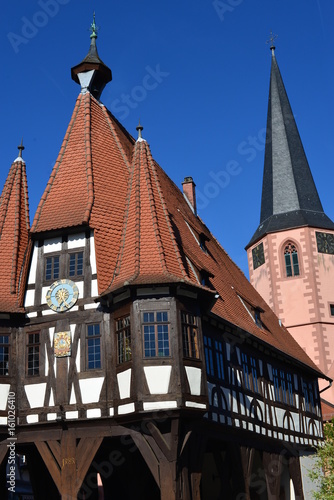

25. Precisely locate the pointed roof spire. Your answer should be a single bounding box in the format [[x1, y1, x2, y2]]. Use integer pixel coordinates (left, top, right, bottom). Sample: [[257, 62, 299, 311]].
[[247, 47, 334, 247], [0, 151, 30, 312], [18, 138, 24, 158], [136, 119, 144, 141], [14, 139, 25, 163], [71, 14, 112, 100]]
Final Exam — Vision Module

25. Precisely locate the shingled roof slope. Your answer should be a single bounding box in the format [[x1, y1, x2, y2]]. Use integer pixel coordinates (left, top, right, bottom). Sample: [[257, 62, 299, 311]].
[[247, 49, 334, 248], [0, 156, 30, 312]]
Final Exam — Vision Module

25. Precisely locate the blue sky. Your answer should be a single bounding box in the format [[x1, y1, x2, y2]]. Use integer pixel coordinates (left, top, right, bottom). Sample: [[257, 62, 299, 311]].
[[2, 0, 334, 277]]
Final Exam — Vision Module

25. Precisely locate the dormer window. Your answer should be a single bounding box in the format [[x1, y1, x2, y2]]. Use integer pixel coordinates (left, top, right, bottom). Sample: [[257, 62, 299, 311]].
[[284, 242, 299, 277], [238, 296, 264, 329]]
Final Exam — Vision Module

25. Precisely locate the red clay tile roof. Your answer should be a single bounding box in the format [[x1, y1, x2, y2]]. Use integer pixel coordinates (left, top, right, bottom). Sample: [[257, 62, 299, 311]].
[[29, 89, 323, 376], [0, 158, 30, 312], [107, 138, 192, 291]]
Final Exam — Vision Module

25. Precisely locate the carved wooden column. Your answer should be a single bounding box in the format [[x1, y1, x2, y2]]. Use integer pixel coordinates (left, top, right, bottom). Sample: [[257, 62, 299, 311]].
[[263, 451, 282, 500], [35, 429, 103, 498], [130, 418, 180, 500], [179, 430, 206, 500], [240, 446, 253, 500]]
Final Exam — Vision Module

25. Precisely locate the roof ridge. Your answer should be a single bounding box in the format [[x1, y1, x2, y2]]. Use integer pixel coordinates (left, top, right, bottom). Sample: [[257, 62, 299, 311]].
[[83, 92, 94, 223], [31, 93, 83, 232], [144, 143, 188, 280], [142, 141, 169, 274], [0, 166, 15, 237], [109, 141, 141, 287], [101, 104, 133, 172], [11, 164, 23, 293]]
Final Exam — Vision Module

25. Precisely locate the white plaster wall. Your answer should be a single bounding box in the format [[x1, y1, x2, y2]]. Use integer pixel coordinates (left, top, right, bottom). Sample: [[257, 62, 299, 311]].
[[24, 383, 47, 408], [79, 377, 104, 403], [117, 369, 132, 399], [143, 401, 177, 411], [118, 403, 135, 415], [76, 339, 81, 372], [0, 384, 11, 410], [68, 233, 85, 249], [26, 415, 39, 423], [144, 366, 172, 394], [185, 366, 202, 396], [27, 242, 38, 285], [90, 232, 97, 274], [44, 237, 62, 253], [87, 408, 101, 418], [24, 289, 35, 307]]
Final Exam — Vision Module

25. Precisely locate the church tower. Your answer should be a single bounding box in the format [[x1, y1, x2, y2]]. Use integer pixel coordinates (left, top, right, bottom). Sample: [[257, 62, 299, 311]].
[[246, 42, 334, 415]]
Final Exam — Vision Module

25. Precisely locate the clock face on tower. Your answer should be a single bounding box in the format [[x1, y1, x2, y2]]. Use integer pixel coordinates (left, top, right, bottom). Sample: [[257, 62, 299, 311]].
[[46, 279, 79, 312], [252, 242, 265, 270], [316, 232, 334, 255]]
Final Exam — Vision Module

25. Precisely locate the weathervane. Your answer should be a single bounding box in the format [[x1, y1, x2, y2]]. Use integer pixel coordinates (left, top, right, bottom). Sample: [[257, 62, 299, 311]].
[[266, 31, 278, 52], [90, 12, 99, 39]]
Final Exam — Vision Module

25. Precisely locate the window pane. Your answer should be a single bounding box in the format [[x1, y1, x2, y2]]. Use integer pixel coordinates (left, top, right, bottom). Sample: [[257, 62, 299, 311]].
[[285, 254, 292, 277], [69, 252, 83, 277], [143, 312, 154, 323], [0, 335, 9, 376], [69, 254, 76, 276], [144, 325, 156, 357], [86, 324, 101, 369], [46, 258, 52, 280], [292, 252, 299, 276], [53, 256, 59, 279], [116, 315, 131, 364]]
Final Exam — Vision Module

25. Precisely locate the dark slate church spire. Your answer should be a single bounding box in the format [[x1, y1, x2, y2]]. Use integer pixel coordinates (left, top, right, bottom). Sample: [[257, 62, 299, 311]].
[[71, 14, 112, 100], [247, 45, 334, 247]]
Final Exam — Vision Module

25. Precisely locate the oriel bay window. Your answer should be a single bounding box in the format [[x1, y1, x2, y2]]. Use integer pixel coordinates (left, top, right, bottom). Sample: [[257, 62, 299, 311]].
[[116, 315, 131, 364], [0, 335, 10, 376], [142, 311, 170, 357], [87, 324, 101, 369], [181, 311, 199, 359], [27, 332, 40, 376]]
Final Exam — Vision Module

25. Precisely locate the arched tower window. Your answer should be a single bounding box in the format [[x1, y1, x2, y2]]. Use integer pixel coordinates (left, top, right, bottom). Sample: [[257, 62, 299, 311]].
[[284, 242, 299, 277]]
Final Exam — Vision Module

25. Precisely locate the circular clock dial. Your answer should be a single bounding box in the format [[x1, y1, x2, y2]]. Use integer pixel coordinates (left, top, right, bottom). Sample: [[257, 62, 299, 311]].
[[46, 279, 79, 312], [316, 232, 334, 255]]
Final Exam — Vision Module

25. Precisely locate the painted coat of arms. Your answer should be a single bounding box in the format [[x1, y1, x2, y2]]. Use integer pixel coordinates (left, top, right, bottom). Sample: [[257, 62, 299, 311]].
[[54, 331, 71, 357]]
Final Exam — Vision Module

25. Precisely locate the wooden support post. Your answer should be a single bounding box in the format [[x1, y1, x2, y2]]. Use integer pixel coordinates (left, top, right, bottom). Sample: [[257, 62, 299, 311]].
[[240, 446, 253, 500], [288, 455, 304, 500], [130, 418, 180, 500], [179, 430, 206, 500], [35, 430, 103, 498], [263, 451, 282, 500]]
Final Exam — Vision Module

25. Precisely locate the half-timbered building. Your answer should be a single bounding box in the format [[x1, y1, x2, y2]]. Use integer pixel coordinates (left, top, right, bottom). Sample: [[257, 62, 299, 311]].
[[0, 21, 329, 500]]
